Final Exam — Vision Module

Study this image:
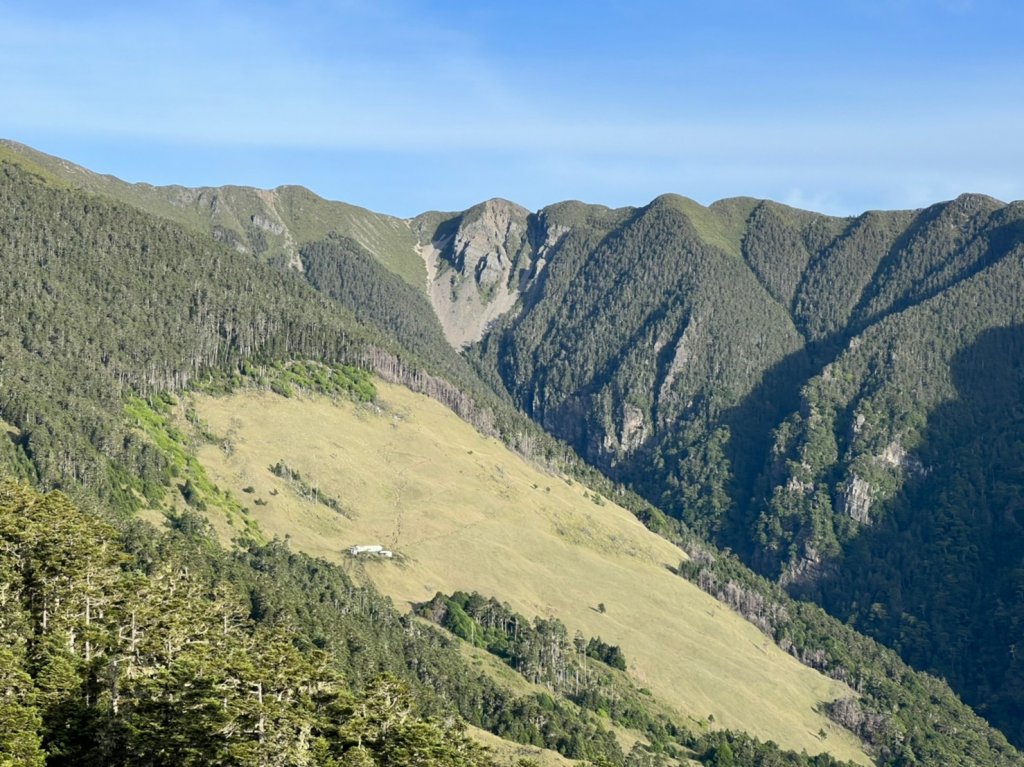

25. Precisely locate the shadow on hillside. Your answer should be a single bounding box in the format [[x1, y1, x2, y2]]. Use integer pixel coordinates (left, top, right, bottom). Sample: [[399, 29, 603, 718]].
[[715, 337, 849, 565], [810, 324, 1024, 747], [851, 210, 1024, 332]]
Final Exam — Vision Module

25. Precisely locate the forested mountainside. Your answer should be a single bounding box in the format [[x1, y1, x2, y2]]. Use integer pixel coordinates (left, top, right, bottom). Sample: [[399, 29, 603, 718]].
[[0, 148, 569, 513], [0, 148, 885, 766], [0, 139, 426, 286], [0, 154, 379, 506], [0, 138, 1021, 764], [453, 191, 1024, 744]]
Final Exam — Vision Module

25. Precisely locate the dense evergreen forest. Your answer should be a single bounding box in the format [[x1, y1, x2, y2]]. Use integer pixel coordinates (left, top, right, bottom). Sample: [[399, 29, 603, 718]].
[[1, 140, 1023, 765], [0, 482, 496, 766]]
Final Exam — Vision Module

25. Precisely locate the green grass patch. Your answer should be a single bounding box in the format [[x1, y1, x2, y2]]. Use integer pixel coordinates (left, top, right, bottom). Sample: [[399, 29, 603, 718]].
[[125, 395, 261, 542], [654, 194, 757, 259], [193, 359, 376, 402]]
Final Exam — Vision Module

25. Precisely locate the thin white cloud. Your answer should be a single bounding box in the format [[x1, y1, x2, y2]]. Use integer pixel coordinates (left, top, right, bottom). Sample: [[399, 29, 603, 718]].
[[2, 1, 1022, 215]]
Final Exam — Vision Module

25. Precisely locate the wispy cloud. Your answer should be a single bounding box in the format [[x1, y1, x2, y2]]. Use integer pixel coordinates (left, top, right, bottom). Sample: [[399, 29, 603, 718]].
[[2, 1, 1022, 214]]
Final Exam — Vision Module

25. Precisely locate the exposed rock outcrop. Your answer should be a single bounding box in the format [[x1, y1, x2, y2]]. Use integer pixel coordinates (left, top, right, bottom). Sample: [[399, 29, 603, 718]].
[[602, 402, 650, 456], [839, 475, 873, 524], [414, 199, 541, 349]]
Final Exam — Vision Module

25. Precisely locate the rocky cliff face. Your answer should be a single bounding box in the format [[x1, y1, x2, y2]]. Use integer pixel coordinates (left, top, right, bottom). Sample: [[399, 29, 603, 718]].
[[413, 199, 540, 349]]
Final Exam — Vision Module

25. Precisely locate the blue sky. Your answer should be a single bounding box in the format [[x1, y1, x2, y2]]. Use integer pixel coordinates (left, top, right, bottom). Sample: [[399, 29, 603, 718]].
[[2, 0, 1022, 216]]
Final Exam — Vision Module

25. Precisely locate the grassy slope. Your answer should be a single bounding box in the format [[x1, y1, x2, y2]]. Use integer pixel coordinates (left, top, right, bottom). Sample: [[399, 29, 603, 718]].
[[465, 725, 578, 766], [655, 194, 758, 259], [189, 383, 871, 765], [0, 139, 425, 287]]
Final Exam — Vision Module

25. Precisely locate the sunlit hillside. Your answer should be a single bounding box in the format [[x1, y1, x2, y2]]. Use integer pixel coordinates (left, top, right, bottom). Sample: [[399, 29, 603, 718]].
[[188, 382, 871, 765]]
